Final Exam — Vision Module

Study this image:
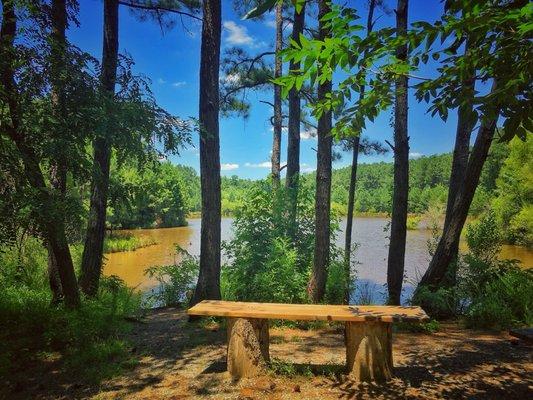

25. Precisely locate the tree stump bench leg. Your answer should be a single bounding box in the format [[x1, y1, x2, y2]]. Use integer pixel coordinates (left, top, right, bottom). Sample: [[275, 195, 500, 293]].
[[227, 318, 269, 380], [345, 321, 393, 383]]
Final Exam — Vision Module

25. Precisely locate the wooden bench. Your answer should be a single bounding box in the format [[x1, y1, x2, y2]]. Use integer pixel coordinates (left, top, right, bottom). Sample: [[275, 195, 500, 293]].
[[188, 300, 429, 382]]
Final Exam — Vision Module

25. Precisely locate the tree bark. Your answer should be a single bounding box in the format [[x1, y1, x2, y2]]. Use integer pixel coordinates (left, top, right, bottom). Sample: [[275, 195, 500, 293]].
[[386, 0, 409, 306], [47, 0, 68, 304], [344, 136, 360, 304], [271, 1, 283, 186], [189, 0, 222, 307], [285, 1, 306, 227], [227, 318, 269, 380], [442, 38, 475, 270], [80, 0, 119, 297], [344, 0, 376, 304], [0, 0, 80, 308], [309, 0, 332, 304], [419, 81, 500, 288]]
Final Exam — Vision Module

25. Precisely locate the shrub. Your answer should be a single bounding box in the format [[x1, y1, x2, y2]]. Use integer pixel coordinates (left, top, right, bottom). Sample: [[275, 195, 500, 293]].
[[463, 266, 533, 329], [221, 183, 315, 303], [0, 237, 141, 384], [414, 210, 533, 329], [221, 181, 347, 304], [465, 211, 501, 263], [103, 231, 157, 253], [406, 215, 421, 230], [144, 246, 199, 307]]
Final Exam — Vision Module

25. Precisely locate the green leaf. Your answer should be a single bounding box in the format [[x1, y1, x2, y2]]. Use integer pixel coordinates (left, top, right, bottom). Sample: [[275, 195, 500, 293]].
[[243, 0, 278, 20]]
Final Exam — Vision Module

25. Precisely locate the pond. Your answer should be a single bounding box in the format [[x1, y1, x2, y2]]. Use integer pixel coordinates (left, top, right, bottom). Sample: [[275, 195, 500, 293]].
[[103, 217, 532, 302]]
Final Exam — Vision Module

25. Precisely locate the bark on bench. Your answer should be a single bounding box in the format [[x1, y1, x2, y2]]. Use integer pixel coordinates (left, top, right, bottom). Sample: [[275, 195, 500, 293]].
[[227, 318, 269, 379], [345, 321, 393, 382], [188, 300, 428, 382]]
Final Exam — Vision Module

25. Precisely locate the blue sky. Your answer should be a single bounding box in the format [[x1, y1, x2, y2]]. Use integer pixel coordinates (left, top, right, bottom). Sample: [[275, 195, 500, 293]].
[[68, 0, 459, 179]]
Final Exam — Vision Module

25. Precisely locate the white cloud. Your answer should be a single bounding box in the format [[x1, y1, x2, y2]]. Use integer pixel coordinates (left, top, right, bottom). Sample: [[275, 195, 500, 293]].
[[172, 81, 186, 88], [245, 161, 272, 168], [301, 163, 315, 173], [245, 161, 290, 169], [221, 72, 241, 85], [409, 152, 424, 159], [157, 78, 166, 84], [264, 19, 277, 28], [273, 125, 314, 139], [221, 163, 239, 171], [300, 127, 317, 140], [223, 21, 254, 46], [223, 21, 265, 48], [265, 18, 292, 31]]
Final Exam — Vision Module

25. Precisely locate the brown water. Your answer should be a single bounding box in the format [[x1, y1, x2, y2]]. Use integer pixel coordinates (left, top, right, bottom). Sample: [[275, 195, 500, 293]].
[[103, 217, 532, 291]]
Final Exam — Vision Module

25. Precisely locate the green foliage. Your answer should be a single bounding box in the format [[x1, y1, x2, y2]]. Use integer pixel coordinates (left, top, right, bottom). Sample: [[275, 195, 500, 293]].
[[406, 215, 421, 230], [103, 232, 157, 253], [412, 283, 459, 320], [274, 1, 532, 143], [144, 246, 199, 307], [0, 238, 141, 384], [395, 319, 440, 334], [221, 180, 348, 305], [415, 211, 533, 329], [464, 268, 533, 330], [108, 160, 189, 229], [221, 182, 315, 303], [491, 135, 533, 246]]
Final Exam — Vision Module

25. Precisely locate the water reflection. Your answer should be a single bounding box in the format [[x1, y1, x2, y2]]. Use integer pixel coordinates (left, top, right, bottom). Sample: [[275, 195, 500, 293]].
[[103, 217, 532, 295]]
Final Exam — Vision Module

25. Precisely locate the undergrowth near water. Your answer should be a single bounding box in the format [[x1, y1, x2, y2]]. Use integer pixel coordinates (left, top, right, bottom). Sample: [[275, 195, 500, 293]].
[[103, 231, 157, 253], [413, 211, 533, 329], [0, 237, 142, 385]]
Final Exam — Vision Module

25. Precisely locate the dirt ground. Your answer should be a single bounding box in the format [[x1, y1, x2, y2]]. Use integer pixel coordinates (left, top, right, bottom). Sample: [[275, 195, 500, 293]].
[[6, 307, 533, 399]]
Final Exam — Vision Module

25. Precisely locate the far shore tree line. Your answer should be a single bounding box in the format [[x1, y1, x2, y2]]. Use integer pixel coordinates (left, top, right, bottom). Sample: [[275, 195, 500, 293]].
[[1, 0, 531, 312]]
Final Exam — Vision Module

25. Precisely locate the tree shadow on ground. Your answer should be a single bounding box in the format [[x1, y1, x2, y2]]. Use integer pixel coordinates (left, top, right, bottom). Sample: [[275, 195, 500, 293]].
[[4, 308, 227, 400], [328, 335, 531, 399]]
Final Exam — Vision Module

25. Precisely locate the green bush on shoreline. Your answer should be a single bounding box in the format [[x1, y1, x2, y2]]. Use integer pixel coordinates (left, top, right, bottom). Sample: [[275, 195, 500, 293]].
[[0, 237, 142, 385], [103, 232, 158, 253]]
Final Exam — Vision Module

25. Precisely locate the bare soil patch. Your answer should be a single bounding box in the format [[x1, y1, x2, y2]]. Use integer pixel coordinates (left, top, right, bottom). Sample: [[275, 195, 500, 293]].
[[5, 308, 532, 399]]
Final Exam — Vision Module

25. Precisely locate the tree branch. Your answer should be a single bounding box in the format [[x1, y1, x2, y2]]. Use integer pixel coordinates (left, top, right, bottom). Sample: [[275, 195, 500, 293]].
[[118, 1, 202, 21], [385, 139, 395, 152]]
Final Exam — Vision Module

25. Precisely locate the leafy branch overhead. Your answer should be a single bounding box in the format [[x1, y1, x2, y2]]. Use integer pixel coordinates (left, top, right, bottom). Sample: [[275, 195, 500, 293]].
[[267, 1, 532, 141]]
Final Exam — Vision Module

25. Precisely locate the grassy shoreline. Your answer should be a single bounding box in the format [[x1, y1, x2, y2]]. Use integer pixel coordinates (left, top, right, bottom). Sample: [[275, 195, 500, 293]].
[[103, 232, 158, 253]]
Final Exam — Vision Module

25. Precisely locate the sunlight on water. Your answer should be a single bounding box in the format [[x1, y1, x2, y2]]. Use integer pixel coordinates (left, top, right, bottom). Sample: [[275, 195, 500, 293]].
[[103, 217, 532, 292]]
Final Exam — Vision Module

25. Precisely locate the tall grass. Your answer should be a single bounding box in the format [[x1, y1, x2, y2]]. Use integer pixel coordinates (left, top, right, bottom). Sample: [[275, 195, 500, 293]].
[[0, 236, 142, 385], [103, 231, 157, 253]]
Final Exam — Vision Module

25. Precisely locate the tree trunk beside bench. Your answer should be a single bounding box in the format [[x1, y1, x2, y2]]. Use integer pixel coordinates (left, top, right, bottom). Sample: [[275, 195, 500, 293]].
[[345, 321, 393, 382], [227, 317, 270, 379]]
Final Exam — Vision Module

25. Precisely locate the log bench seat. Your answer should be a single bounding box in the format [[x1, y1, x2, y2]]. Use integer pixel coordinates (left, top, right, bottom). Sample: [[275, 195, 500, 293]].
[[188, 300, 429, 382]]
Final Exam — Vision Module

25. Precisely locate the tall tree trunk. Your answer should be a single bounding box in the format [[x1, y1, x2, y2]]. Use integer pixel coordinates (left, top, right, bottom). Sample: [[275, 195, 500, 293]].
[[442, 38, 475, 269], [80, 0, 119, 297], [285, 1, 306, 227], [344, 0, 376, 304], [1, 0, 80, 308], [189, 0, 222, 307], [309, 0, 332, 303], [47, 0, 68, 304], [419, 81, 500, 288], [386, 0, 409, 306], [344, 136, 360, 303], [271, 1, 283, 186]]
